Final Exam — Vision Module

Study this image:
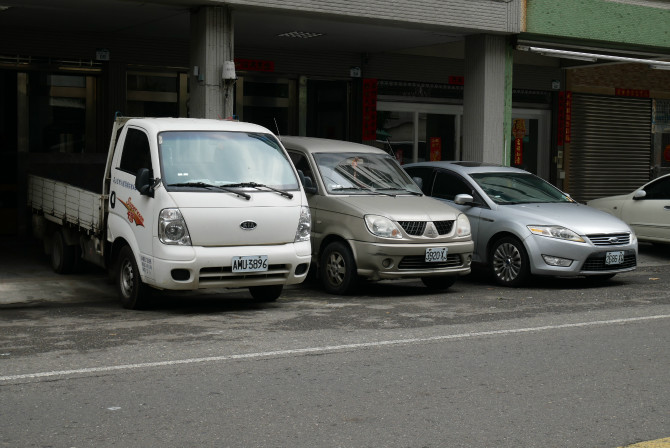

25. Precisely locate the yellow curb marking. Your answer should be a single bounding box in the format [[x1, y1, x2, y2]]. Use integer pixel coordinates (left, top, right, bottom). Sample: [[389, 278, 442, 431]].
[[620, 437, 670, 448]]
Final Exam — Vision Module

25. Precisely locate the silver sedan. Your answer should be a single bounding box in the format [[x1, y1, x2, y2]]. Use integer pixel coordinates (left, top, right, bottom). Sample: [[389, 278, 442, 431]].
[[403, 162, 638, 287]]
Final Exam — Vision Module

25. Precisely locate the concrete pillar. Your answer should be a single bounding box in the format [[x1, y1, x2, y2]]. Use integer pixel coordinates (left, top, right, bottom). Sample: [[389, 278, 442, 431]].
[[189, 6, 235, 119], [462, 34, 512, 164]]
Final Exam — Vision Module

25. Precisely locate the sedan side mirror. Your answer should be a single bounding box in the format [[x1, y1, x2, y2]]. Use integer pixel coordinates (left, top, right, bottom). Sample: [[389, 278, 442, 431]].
[[412, 176, 423, 190], [633, 189, 646, 200], [454, 193, 475, 205]]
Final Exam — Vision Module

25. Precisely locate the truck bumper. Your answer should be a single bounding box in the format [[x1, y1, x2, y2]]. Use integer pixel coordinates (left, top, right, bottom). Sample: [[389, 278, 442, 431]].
[[144, 240, 311, 290]]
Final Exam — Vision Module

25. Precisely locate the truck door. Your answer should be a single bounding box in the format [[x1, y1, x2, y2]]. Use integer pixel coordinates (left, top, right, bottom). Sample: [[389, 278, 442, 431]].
[[109, 127, 156, 280]]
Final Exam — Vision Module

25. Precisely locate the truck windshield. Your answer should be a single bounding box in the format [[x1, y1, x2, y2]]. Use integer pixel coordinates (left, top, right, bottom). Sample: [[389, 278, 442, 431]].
[[159, 131, 299, 191], [313, 152, 422, 196]]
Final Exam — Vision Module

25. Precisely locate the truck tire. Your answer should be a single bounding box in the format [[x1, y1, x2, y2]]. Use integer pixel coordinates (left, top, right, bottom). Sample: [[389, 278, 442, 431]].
[[116, 245, 151, 309], [320, 241, 358, 295], [51, 230, 76, 274], [249, 284, 283, 302]]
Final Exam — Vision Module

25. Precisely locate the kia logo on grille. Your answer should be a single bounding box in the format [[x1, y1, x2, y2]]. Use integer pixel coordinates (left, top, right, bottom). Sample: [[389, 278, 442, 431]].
[[240, 220, 257, 230]]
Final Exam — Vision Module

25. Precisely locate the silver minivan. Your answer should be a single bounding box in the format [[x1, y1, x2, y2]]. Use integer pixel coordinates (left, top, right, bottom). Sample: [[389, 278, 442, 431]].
[[282, 136, 474, 295]]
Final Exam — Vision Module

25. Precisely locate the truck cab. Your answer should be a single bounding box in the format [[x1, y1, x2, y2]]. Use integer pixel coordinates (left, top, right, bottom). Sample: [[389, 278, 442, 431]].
[[103, 118, 312, 307]]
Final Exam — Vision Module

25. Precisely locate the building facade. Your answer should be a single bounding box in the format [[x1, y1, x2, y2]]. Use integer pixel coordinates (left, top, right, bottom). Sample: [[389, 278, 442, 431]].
[[0, 0, 668, 235]]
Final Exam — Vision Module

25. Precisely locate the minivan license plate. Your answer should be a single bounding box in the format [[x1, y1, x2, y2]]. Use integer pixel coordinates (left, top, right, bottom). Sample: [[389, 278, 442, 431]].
[[232, 255, 269, 272], [425, 247, 448, 262], [605, 251, 624, 265]]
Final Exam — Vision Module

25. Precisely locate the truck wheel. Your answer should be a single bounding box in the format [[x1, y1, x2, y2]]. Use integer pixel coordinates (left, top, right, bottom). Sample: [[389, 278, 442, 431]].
[[51, 230, 76, 274], [249, 285, 283, 302], [320, 241, 358, 295], [490, 236, 530, 287], [116, 246, 151, 309], [421, 275, 457, 290]]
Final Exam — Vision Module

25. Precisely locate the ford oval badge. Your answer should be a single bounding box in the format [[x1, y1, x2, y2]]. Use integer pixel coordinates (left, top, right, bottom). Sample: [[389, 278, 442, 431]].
[[240, 220, 257, 231]]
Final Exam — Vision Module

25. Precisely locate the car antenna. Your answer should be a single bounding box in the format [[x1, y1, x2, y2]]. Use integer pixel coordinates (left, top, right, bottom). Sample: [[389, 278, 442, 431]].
[[274, 118, 281, 138]]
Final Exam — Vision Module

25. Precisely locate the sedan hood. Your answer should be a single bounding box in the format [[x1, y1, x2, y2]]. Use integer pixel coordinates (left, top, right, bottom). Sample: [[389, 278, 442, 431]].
[[503, 202, 631, 235], [324, 194, 460, 221]]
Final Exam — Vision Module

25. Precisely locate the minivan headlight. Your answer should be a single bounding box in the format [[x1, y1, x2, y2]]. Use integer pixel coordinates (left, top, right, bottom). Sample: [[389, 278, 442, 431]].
[[365, 215, 402, 239], [295, 206, 311, 242], [159, 208, 192, 245], [455, 213, 471, 237], [527, 225, 585, 243]]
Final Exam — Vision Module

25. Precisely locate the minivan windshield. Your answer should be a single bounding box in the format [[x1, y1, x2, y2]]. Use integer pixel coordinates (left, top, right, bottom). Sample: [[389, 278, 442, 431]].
[[159, 131, 299, 191], [313, 152, 422, 195], [470, 172, 573, 204]]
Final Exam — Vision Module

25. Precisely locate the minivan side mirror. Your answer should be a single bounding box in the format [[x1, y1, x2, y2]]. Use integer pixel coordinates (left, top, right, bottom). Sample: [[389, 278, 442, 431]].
[[298, 170, 318, 195], [135, 168, 155, 197], [454, 193, 475, 205]]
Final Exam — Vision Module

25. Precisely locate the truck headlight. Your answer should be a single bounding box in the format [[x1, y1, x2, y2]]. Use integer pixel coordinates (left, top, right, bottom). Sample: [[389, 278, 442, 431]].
[[159, 208, 192, 245], [365, 215, 402, 239], [527, 225, 585, 243], [295, 206, 311, 242], [455, 213, 471, 237]]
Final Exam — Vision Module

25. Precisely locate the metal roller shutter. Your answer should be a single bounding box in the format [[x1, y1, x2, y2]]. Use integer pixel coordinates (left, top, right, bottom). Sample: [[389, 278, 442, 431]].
[[568, 93, 651, 203]]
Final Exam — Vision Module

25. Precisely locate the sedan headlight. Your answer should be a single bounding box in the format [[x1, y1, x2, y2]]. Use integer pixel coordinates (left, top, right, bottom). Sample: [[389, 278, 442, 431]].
[[455, 213, 471, 238], [527, 225, 585, 243], [365, 215, 402, 239], [158, 208, 192, 245], [295, 206, 311, 242]]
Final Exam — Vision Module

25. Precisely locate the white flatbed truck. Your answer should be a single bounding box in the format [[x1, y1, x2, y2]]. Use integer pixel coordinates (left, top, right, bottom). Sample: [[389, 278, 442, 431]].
[[28, 117, 312, 308]]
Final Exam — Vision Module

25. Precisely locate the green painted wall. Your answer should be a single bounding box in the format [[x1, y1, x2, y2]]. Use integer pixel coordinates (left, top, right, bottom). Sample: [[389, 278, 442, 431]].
[[526, 0, 670, 48]]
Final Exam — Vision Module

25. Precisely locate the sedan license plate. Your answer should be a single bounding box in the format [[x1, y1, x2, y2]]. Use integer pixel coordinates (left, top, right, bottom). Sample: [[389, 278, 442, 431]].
[[232, 255, 268, 272], [425, 247, 448, 262], [605, 251, 625, 265]]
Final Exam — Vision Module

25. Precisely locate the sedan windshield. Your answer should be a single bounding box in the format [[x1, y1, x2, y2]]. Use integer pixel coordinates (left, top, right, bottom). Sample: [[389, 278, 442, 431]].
[[470, 172, 573, 204], [313, 152, 422, 195], [159, 131, 299, 191]]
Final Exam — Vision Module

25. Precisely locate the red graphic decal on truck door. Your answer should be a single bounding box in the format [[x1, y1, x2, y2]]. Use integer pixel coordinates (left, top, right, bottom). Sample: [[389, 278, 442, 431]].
[[118, 197, 145, 227]]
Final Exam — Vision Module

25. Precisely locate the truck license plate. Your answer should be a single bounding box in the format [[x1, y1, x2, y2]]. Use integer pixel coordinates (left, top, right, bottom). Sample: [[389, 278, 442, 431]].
[[605, 251, 625, 265], [232, 255, 269, 272], [425, 247, 448, 262]]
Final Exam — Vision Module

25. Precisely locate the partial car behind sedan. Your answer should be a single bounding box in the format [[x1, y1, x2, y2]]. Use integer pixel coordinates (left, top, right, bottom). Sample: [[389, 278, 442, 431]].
[[404, 162, 638, 287], [587, 173, 670, 245]]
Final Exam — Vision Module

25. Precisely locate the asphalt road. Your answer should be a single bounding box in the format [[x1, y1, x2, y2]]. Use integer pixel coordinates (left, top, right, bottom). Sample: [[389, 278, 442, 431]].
[[1, 241, 669, 447]]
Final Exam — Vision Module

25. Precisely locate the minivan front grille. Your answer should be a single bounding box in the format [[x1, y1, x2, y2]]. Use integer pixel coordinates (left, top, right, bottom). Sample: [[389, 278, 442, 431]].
[[398, 220, 454, 236]]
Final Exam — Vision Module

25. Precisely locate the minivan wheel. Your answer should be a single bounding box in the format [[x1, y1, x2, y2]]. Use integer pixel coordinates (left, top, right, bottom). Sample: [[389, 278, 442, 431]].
[[116, 245, 151, 309], [249, 284, 283, 302], [490, 236, 530, 287], [421, 276, 457, 290], [320, 241, 358, 295]]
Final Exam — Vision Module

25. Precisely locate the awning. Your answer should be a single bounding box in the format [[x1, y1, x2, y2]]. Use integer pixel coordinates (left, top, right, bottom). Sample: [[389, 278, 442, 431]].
[[516, 44, 670, 70]]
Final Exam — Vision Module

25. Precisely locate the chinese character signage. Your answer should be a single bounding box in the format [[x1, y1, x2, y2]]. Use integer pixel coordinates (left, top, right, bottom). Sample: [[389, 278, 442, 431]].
[[512, 118, 526, 166], [615, 88, 649, 98], [234, 58, 275, 72], [362, 79, 378, 141], [565, 91, 572, 143]]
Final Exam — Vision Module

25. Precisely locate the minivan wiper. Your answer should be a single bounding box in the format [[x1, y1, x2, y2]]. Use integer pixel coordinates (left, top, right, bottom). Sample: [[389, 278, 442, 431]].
[[379, 188, 422, 197], [225, 182, 293, 199], [331, 186, 396, 197], [167, 182, 251, 200]]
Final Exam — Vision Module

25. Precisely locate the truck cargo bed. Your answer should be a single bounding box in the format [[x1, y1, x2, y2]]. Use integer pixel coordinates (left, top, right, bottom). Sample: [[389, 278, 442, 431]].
[[28, 175, 104, 235]]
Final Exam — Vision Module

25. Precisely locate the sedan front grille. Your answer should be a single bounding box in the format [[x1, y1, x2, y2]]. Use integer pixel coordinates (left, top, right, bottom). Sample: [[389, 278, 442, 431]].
[[587, 233, 631, 246], [581, 253, 636, 271]]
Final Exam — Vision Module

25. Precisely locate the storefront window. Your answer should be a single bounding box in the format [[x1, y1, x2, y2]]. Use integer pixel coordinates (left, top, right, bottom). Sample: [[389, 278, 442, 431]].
[[28, 73, 89, 153]]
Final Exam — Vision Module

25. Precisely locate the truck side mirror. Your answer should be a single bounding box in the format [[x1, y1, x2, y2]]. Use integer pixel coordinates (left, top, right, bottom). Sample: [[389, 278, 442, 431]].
[[135, 168, 155, 197]]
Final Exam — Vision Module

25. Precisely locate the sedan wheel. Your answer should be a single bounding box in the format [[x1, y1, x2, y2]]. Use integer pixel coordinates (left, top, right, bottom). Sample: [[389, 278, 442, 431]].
[[490, 236, 530, 287]]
